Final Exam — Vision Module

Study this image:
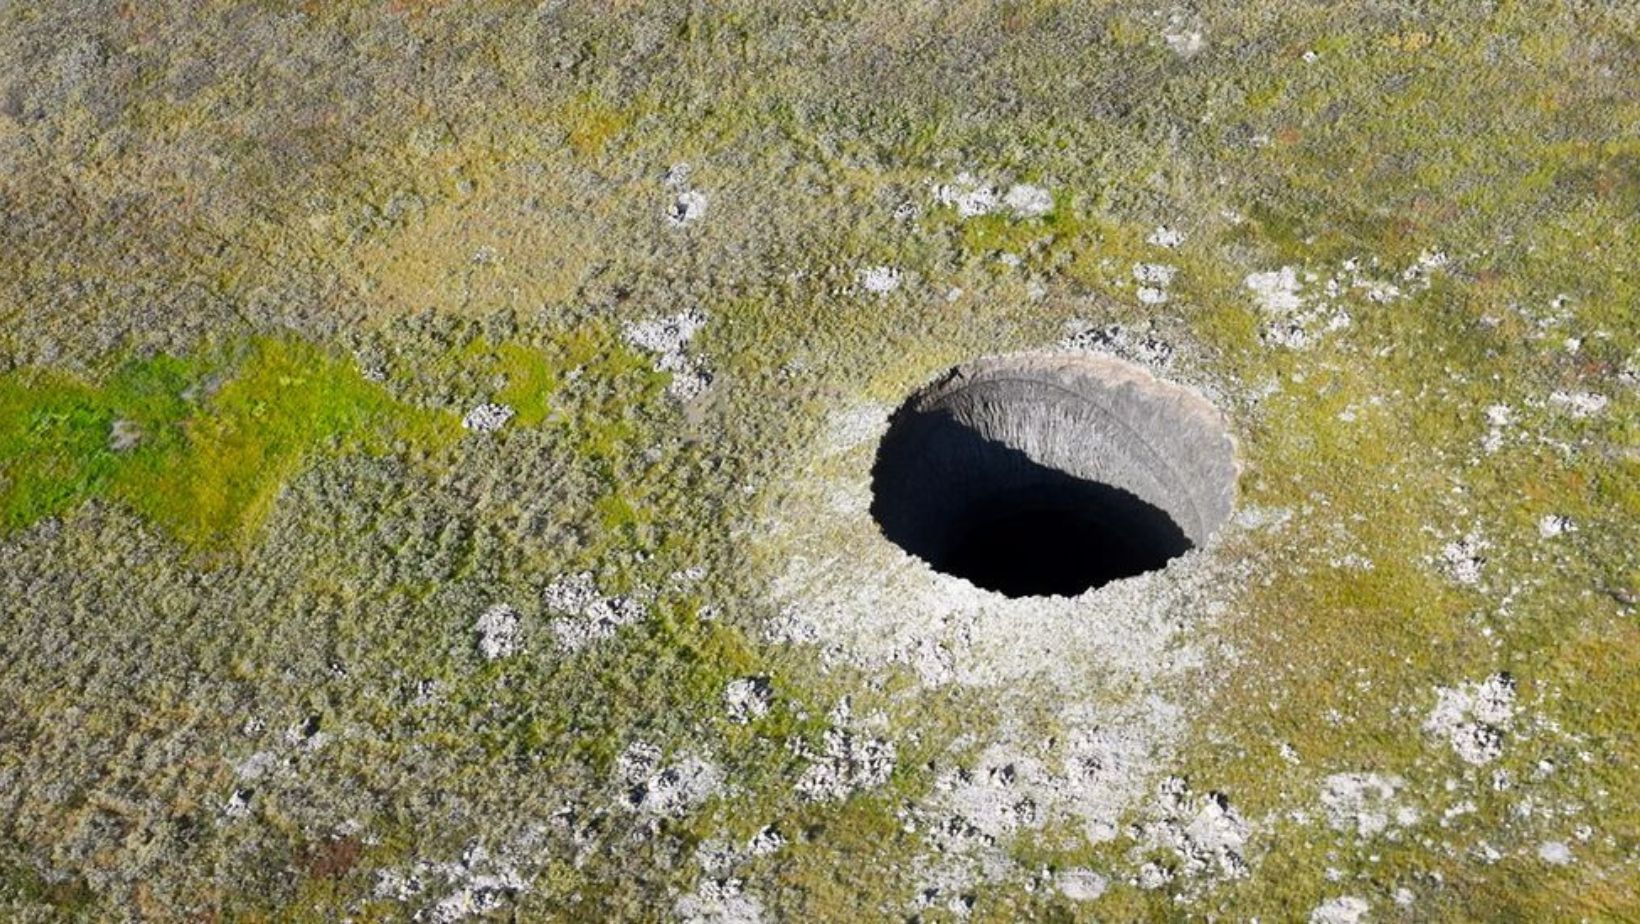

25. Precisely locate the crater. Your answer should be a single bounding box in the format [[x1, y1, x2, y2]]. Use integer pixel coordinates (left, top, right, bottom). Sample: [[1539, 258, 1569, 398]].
[[869, 352, 1237, 598]]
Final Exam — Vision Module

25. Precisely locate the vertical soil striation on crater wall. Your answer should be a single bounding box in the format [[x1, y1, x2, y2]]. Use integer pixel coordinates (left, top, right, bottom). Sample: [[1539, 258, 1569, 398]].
[[871, 353, 1237, 597]]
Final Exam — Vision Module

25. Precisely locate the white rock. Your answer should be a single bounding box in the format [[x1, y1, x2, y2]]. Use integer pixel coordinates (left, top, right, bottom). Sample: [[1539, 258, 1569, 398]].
[[462, 403, 515, 433], [1440, 532, 1489, 586], [1245, 267, 1304, 314], [667, 189, 709, 227], [475, 604, 521, 660], [934, 173, 999, 217], [1002, 183, 1054, 218], [1424, 673, 1516, 765], [544, 573, 647, 651], [1162, 15, 1205, 57], [859, 265, 903, 294], [1147, 225, 1187, 248], [622, 309, 711, 400], [1310, 896, 1369, 924], [795, 705, 896, 802], [724, 677, 773, 724], [1056, 869, 1108, 901], [663, 162, 693, 188], [222, 789, 252, 819], [1538, 514, 1574, 538], [1133, 262, 1178, 287], [1538, 841, 1573, 865], [677, 877, 765, 924], [632, 755, 722, 818]]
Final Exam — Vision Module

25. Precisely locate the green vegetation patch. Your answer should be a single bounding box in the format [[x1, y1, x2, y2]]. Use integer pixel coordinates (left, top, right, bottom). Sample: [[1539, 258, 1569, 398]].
[[0, 337, 457, 548]]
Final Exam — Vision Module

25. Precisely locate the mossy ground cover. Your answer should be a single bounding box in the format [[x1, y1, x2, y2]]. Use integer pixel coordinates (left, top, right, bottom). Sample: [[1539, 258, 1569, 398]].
[[1, 1, 1636, 921], [0, 337, 455, 548]]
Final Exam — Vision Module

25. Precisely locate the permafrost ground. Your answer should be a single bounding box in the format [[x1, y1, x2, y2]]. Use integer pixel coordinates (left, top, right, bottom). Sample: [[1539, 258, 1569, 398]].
[[1, 3, 1637, 921]]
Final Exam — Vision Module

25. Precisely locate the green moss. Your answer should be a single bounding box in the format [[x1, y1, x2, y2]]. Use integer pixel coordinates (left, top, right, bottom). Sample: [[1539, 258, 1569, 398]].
[[0, 338, 456, 548], [131, 338, 456, 547], [493, 342, 560, 427], [0, 354, 203, 531]]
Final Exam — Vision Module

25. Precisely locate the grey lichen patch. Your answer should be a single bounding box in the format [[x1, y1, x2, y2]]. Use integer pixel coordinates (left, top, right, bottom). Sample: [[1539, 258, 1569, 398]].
[[1319, 773, 1416, 838]]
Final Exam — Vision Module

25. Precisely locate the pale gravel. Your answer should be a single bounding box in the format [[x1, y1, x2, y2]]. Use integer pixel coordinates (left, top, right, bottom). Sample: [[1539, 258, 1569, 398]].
[[759, 386, 1250, 899]]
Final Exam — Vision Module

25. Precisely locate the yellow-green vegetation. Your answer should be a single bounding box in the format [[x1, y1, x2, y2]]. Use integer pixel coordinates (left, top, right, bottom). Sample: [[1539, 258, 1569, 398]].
[[1, 0, 1636, 921], [0, 338, 457, 547]]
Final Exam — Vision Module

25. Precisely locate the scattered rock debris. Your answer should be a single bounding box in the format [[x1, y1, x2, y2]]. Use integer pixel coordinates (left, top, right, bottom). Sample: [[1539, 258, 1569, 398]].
[[616, 741, 723, 822], [724, 676, 773, 724], [664, 162, 709, 227], [933, 173, 1053, 219], [1058, 321, 1175, 369], [668, 189, 709, 227], [676, 876, 765, 924], [1244, 267, 1302, 311], [1424, 673, 1517, 765], [1133, 262, 1178, 306], [1147, 225, 1187, 248], [622, 308, 711, 401], [919, 720, 1162, 867], [461, 403, 515, 433], [374, 841, 529, 923], [542, 572, 647, 651], [1481, 404, 1513, 454], [696, 826, 786, 874], [222, 788, 252, 820], [794, 701, 896, 802], [1310, 895, 1370, 924], [474, 604, 522, 660], [1135, 777, 1251, 884], [934, 173, 998, 217], [1547, 390, 1608, 419], [1320, 773, 1417, 837], [1243, 266, 1354, 349], [1538, 514, 1574, 539], [858, 264, 903, 295], [1439, 532, 1489, 586]]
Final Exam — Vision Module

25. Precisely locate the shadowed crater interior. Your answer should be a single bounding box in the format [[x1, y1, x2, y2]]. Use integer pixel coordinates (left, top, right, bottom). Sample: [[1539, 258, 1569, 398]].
[[870, 352, 1237, 598]]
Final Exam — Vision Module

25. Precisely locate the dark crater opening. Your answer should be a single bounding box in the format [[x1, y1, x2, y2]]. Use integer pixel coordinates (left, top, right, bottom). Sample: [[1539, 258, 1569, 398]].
[[870, 352, 1236, 598]]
